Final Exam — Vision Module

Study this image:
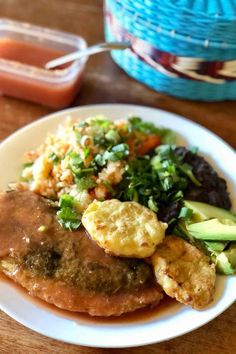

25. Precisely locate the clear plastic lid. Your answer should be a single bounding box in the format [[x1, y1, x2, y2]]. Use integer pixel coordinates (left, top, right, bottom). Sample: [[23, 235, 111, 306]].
[[0, 19, 87, 84]]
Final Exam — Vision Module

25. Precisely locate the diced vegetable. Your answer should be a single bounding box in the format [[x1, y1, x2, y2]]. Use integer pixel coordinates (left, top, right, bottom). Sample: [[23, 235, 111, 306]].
[[137, 134, 161, 155]]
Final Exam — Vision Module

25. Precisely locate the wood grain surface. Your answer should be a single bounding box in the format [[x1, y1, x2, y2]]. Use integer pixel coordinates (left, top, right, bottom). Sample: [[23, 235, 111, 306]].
[[0, 1, 235, 353]]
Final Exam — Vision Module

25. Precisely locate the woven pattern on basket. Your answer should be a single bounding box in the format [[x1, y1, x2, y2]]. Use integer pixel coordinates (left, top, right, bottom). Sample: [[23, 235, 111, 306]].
[[104, 0, 236, 101], [119, 0, 236, 46]]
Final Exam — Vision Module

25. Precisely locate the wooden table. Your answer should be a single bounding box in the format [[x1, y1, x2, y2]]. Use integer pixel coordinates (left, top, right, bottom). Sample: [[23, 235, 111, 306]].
[[0, 1, 235, 353]]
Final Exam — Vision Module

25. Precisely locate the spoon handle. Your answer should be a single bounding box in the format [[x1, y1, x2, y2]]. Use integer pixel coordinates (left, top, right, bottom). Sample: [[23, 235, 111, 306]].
[[45, 41, 130, 69]]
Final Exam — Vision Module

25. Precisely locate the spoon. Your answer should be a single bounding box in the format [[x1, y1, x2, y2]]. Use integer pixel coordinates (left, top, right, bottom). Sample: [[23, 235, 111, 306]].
[[45, 41, 131, 69]]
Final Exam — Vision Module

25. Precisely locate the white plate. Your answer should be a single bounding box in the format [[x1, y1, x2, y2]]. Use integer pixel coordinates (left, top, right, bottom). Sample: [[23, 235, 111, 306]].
[[0, 104, 235, 348]]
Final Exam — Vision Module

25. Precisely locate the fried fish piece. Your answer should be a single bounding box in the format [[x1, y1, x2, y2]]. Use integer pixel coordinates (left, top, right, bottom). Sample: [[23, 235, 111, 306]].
[[151, 236, 216, 309], [0, 190, 163, 316]]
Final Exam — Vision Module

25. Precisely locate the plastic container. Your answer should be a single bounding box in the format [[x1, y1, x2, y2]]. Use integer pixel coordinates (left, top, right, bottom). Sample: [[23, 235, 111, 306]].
[[0, 19, 87, 108]]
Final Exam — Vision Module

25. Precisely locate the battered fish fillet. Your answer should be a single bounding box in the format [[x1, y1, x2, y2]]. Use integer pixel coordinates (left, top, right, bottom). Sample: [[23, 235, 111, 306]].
[[0, 190, 163, 316], [151, 236, 216, 309]]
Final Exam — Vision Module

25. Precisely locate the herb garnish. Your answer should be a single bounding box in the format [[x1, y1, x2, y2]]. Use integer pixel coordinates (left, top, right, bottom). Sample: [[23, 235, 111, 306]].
[[49, 152, 60, 164], [57, 194, 81, 231], [95, 143, 129, 167], [116, 145, 200, 226]]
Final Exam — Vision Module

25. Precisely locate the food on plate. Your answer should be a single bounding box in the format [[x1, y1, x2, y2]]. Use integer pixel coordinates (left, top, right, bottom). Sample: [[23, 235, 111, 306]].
[[13, 116, 178, 225], [1, 115, 235, 317], [82, 199, 167, 258], [151, 236, 216, 309], [187, 218, 236, 241], [215, 243, 236, 275], [183, 200, 236, 223], [174, 200, 236, 275], [175, 147, 231, 210], [0, 190, 163, 316]]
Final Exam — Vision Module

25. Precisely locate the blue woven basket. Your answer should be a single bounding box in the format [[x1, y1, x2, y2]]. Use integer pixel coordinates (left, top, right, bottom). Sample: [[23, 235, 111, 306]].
[[104, 0, 236, 101]]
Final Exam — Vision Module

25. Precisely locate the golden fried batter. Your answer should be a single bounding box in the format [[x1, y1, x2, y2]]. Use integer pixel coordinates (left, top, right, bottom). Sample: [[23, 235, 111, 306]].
[[151, 236, 216, 309], [82, 199, 167, 258]]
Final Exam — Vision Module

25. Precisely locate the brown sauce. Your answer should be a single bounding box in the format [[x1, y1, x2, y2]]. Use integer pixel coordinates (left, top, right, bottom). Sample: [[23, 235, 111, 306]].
[[0, 272, 180, 325]]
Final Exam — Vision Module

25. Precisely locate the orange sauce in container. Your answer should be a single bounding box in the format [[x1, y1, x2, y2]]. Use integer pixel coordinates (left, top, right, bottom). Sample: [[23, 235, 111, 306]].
[[0, 38, 67, 67], [0, 19, 87, 108]]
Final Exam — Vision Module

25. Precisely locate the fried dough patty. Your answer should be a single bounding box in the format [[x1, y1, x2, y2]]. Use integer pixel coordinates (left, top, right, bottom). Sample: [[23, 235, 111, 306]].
[[151, 236, 216, 309], [0, 190, 162, 316]]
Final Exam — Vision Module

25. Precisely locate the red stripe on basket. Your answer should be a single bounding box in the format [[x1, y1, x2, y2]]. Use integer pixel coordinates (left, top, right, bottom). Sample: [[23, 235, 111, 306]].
[[106, 11, 236, 84]]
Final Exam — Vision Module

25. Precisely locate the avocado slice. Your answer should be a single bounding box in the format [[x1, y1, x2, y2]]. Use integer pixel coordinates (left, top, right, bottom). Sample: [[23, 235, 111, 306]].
[[204, 241, 229, 255], [184, 200, 236, 223], [187, 218, 236, 241], [216, 244, 236, 275], [174, 219, 235, 274]]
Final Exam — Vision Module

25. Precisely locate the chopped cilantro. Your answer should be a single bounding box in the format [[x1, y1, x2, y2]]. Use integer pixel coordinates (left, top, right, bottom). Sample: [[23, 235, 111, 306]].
[[90, 117, 112, 129], [73, 130, 82, 143], [68, 151, 85, 176], [94, 154, 104, 166], [128, 117, 176, 145], [68, 151, 83, 166], [128, 117, 160, 134], [76, 121, 89, 128], [20, 162, 33, 181], [22, 162, 33, 169], [116, 144, 200, 226], [154, 145, 201, 187], [76, 176, 96, 191], [105, 130, 120, 143], [49, 152, 60, 164], [95, 143, 129, 166], [84, 146, 90, 159], [148, 196, 158, 212], [58, 194, 74, 208], [179, 163, 201, 186], [57, 195, 81, 231]]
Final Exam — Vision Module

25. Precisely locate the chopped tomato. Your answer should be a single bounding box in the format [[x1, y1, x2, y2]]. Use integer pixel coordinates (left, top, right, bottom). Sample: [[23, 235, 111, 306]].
[[127, 132, 161, 156], [126, 136, 135, 156], [137, 134, 161, 155]]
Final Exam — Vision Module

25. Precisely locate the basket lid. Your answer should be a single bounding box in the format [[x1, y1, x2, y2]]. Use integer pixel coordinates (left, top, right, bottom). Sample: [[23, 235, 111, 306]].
[[167, 0, 236, 19]]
